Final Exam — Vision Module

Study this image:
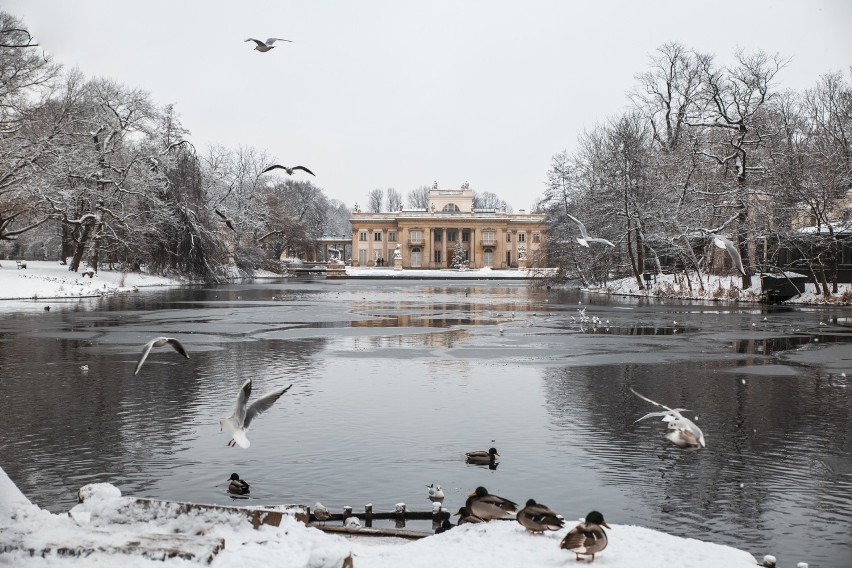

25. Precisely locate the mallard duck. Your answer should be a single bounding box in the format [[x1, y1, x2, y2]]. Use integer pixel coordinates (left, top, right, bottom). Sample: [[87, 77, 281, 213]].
[[465, 486, 517, 521], [134, 336, 190, 375], [630, 387, 706, 449], [453, 506, 485, 525], [220, 380, 293, 448], [560, 511, 610, 562], [427, 483, 445, 502], [465, 447, 500, 465], [517, 498, 564, 533], [227, 473, 249, 494], [435, 519, 453, 534]]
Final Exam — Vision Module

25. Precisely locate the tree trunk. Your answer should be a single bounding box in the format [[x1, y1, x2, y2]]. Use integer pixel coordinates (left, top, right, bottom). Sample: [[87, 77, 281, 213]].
[[69, 222, 93, 272], [60, 218, 73, 264]]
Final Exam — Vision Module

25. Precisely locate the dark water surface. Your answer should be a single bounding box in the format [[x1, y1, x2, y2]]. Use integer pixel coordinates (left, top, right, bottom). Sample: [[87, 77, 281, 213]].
[[1, 280, 850, 566]]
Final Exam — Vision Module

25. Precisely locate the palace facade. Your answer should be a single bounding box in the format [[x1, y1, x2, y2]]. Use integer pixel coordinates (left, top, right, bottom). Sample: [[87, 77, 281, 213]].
[[349, 185, 547, 269]]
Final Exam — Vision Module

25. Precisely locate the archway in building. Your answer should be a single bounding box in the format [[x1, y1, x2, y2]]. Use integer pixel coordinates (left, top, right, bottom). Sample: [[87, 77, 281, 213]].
[[411, 247, 421, 267], [484, 248, 493, 268]]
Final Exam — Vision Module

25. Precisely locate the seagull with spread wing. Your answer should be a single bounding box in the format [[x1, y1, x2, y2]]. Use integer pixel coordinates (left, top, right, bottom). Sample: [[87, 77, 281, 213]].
[[630, 387, 705, 449], [220, 379, 293, 448], [262, 164, 315, 176], [245, 38, 292, 52], [214, 209, 236, 231], [711, 234, 746, 276], [134, 337, 190, 376], [566, 214, 615, 247]]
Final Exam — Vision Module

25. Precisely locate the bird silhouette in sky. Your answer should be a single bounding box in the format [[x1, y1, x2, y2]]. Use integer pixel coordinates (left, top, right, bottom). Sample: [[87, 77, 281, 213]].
[[262, 164, 315, 176], [245, 38, 292, 52]]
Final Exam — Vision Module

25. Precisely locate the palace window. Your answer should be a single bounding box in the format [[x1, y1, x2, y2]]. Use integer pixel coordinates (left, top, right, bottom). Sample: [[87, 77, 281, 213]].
[[519, 233, 526, 242], [359, 232, 367, 241], [506, 233, 512, 243], [410, 230, 423, 242], [483, 230, 495, 243], [442, 203, 460, 212], [462, 230, 470, 242], [434, 229, 442, 242], [388, 232, 396, 242], [532, 232, 540, 243], [434, 250, 442, 263], [374, 232, 382, 241], [447, 229, 457, 242]]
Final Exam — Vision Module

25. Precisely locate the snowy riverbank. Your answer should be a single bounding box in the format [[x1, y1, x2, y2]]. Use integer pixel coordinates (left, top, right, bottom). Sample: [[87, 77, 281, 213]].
[[0, 260, 183, 300], [593, 272, 851, 305], [0, 468, 763, 568]]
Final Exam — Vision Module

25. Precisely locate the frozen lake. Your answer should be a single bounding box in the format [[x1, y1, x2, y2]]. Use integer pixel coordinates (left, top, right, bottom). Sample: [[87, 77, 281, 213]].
[[1, 280, 850, 565]]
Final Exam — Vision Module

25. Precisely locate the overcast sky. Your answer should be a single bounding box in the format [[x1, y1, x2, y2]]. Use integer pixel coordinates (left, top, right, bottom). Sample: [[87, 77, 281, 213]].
[[6, 0, 851, 211]]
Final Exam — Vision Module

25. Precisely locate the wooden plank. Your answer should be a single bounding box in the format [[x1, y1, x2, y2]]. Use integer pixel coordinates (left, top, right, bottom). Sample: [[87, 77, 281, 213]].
[[310, 510, 449, 522], [309, 525, 431, 540]]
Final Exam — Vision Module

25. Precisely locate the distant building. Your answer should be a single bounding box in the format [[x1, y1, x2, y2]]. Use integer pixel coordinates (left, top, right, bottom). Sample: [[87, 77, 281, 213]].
[[349, 184, 547, 269]]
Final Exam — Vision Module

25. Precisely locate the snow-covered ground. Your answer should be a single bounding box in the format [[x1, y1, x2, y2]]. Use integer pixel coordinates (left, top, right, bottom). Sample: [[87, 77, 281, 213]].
[[596, 272, 851, 305], [0, 260, 182, 300], [1, 260, 847, 306], [0, 468, 761, 568]]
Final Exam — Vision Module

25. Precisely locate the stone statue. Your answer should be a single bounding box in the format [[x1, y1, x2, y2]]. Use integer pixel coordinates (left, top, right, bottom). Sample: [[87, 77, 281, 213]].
[[393, 244, 402, 260], [517, 243, 527, 260]]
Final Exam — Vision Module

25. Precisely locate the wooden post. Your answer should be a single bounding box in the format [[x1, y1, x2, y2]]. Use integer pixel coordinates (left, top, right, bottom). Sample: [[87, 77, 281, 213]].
[[304, 506, 311, 525], [394, 503, 406, 529], [365, 504, 373, 528], [343, 505, 352, 522]]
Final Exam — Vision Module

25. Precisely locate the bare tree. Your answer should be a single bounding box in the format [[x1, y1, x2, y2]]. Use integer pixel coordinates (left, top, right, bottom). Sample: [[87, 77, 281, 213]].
[[686, 49, 787, 287], [472, 190, 510, 211], [367, 188, 383, 212], [385, 187, 402, 212], [406, 185, 430, 209], [0, 12, 64, 242]]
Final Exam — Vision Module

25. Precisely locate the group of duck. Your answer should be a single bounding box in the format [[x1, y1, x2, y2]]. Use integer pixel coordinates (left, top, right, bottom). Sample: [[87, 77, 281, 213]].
[[436, 449, 610, 562], [136, 336, 703, 563]]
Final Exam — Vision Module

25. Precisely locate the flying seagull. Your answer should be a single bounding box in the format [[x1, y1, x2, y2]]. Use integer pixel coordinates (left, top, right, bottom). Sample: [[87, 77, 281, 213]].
[[134, 337, 190, 376], [220, 379, 293, 448], [245, 38, 292, 52], [214, 209, 236, 231], [566, 214, 615, 247], [630, 387, 706, 449], [712, 234, 746, 276], [262, 164, 315, 176]]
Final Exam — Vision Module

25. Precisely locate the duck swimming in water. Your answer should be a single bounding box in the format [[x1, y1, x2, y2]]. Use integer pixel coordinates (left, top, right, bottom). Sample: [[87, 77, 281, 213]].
[[227, 473, 249, 495], [465, 447, 500, 465]]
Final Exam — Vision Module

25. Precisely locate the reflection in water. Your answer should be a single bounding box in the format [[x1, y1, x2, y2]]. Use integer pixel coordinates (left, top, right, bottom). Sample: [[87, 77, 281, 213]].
[[0, 280, 850, 565]]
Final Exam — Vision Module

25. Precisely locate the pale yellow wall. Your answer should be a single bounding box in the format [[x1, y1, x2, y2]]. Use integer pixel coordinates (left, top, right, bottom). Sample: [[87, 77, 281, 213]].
[[349, 209, 547, 269]]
